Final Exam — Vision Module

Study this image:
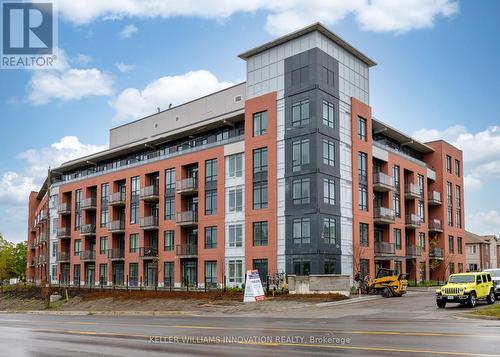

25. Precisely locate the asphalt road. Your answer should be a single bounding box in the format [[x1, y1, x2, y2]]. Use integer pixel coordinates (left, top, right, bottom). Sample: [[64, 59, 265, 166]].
[[1, 292, 499, 357]]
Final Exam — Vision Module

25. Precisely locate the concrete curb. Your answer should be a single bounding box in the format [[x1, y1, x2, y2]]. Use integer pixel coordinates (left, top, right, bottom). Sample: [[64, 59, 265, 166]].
[[315, 296, 379, 307], [0, 310, 197, 317], [407, 287, 441, 292]]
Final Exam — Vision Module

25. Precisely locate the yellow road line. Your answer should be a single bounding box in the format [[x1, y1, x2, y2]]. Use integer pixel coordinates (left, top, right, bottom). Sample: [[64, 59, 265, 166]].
[[31, 328, 500, 357]]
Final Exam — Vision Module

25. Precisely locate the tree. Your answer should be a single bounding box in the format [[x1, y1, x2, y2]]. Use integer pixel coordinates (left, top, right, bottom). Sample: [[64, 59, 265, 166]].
[[0, 234, 27, 281]]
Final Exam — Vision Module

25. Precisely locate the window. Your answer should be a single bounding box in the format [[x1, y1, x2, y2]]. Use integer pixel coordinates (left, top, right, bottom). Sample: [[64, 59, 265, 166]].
[[129, 234, 139, 253], [228, 154, 243, 178], [129, 263, 138, 286], [253, 259, 268, 283], [73, 265, 81, 285], [253, 147, 268, 174], [253, 221, 268, 246], [228, 224, 243, 247], [458, 263, 463, 273], [205, 261, 217, 286], [419, 233, 426, 249], [393, 192, 401, 218], [322, 139, 335, 166], [448, 235, 454, 253], [446, 155, 452, 173], [358, 152, 368, 211], [322, 100, 335, 128], [360, 259, 369, 280], [291, 66, 309, 85], [100, 183, 109, 228], [323, 178, 335, 205], [205, 189, 217, 215], [292, 178, 310, 205], [228, 187, 243, 212], [51, 241, 57, 258], [455, 186, 461, 228], [454, 159, 460, 176], [293, 218, 310, 244], [205, 159, 218, 183], [74, 239, 81, 256], [99, 237, 108, 255], [449, 263, 455, 274], [457, 237, 462, 254], [228, 260, 243, 284], [359, 184, 368, 211], [293, 259, 310, 275], [205, 227, 217, 249], [394, 229, 401, 250], [164, 262, 174, 286], [292, 138, 309, 172], [322, 66, 334, 86], [358, 117, 367, 141], [164, 197, 175, 220], [447, 182, 453, 226], [253, 111, 268, 136], [469, 245, 477, 254], [51, 265, 57, 281], [360, 223, 369, 247], [164, 230, 174, 251], [75, 189, 82, 230], [99, 264, 108, 285], [165, 168, 176, 190], [418, 200, 425, 222], [253, 182, 268, 209], [324, 258, 336, 274], [393, 165, 400, 189], [395, 261, 402, 276], [322, 217, 336, 244], [291, 99, 310, 127], [130, 176, 140, 224], [358, 152, 368, 178]]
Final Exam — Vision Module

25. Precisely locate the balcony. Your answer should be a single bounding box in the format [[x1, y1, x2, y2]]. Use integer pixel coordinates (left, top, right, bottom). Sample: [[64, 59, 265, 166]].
[[405, 214, 422, 229], [81, 197, 97, 210], [374, 242, 395, 256], [406, 245, 423, 258], [108, 192, 126, 206], [428, 219, 443, 233], [57, 251, 71, 262], [139, 246, 158, 259], [80, 224, 96, 236], [176, 244, 198, 258], [140, 216, 159, 230], [404, 183, 421, 200], [373, 207, 395, 224], [429, 247, 444, 260], [107, 248, 125, 260], [29, 259, 35, 267], [57, 227, 71, 239], [176, 211, 198, 226], [428, 190, 442, 206], [107, 220, 125, 233], [80, 250, 96, 261], [35, 255, 46, 266], [176, 177, 198, 195], [58, 202, 72, 215], [40, 209, 48, 222], [140, 185, 159, 201], [372, 172, 394, 192]]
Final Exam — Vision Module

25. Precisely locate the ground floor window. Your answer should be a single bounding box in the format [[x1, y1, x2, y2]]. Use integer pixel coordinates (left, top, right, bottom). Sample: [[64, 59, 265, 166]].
[[228, 260, 243, 285], [292, 258, 310, 276], [324, 258, 336, 274], [360, 259, 369, 280], [73, 264, 81, 286], [129, 263, 138, 286], [394, 261, 402, 276], [205, 261, 217, 287], [99, 264, 108, 285], [253, 259, 268, 283], [164, 261, 174, 286]]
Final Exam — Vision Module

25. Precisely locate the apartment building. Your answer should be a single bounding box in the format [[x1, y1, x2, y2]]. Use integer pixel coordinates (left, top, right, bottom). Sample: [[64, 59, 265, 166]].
[[465, 231, 499, 271], [26, 23, 465, 287]]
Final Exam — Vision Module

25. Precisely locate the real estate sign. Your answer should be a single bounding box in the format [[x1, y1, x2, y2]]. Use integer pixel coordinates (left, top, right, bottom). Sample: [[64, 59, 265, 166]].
[[243, 270, 265, 302]]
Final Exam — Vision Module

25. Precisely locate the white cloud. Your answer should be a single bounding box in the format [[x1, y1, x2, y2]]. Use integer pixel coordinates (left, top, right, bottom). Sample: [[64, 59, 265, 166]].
[[0, 172, 38, 204], [115, 62, 135, 73], [111, 70, 233, 121], [75, 53, 92, 65], [58, 0, 459, 35], [466, 211, 500, 235], [119, 24, 138, 38]]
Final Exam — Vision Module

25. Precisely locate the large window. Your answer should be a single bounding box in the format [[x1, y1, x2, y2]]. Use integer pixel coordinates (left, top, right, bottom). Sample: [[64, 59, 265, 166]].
[[99, 264, 108, 285], [324, 258, 336, 274], [455, 186, 461, 228], [164, 230, 174, 251], [129, 263, 138, 286], [100, 183, 109, 228], [360, 223, 369, 247], [228, 154, 243, 178], [253, 182, 268, 209], [448, 235, 454, 253], [419, 233, 426, 249], [228, 224, 243, 247], [394, 229, 401, 250], [205, 227, 217, 249], [322, 139, 335, 167], [292, 178, 310, 205], [253, 221, 268, 246], [457, 237, 463, 254], [322, 100, 335, 128], [418, 200, 425, 222], [75, 189, 82, 230], [358, 117, 367, 141], [253, 148, 268, 174], [253, 111, 268, 137], [446, 155, 452, 173], [129, 233, 139, 253], [292, 138, 309, 172], [358, 152, 367, 178], [253, 259, 268, 283], [228, 260, 243, 284], [323, 178, 335, 205], [205, 159, 218, 184], [164, 262, 174, 286], [447, 181, 453, 226], [165, 168, 176, 190], [293, 217, 310, 244], [454, 159, 460, 177], [322, 217, 336, 244], [205, 189, 217, 215], [293, 259, 310, 275], [74, 239, 81, 256], [164, 197, 175, 220], [291, 99, 310, 127], [99, 237, 108, 255], [291, 66, 309, 85], [130, 176, 140, 224], [228, 187, 243, 212], [205, 261, 217, 286], [359, 184, 368, 211]]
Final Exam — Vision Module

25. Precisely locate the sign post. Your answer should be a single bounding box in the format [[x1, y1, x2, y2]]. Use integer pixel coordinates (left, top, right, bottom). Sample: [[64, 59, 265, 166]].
[[243, 270, 265, 302]]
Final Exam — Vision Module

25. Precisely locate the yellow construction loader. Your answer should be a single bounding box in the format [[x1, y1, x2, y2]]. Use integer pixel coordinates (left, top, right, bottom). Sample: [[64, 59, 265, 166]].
[[366, 268, 408, 297]]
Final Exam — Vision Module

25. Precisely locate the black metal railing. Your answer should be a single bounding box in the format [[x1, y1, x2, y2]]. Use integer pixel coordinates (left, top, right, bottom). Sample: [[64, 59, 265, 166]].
[[176, 244, 198, 257]]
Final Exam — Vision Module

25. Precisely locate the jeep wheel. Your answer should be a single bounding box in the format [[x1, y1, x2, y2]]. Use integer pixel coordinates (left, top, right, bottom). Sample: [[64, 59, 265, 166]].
[[467, 292, 477, 308], [436, 300, 446, 308], [486, 290, 495, 305]]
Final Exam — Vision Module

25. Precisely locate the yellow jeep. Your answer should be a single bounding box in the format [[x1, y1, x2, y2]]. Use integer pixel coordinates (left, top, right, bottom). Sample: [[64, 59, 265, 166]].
[[436, 272, 495, 308]]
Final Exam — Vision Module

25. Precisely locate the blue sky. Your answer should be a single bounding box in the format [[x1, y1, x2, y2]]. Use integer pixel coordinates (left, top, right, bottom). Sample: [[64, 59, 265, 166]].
[[0, 0, 499, 242]]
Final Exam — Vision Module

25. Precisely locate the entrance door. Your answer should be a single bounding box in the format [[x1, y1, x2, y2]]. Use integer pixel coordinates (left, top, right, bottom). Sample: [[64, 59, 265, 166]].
[[145, 262, 157, 287], [182, 260, 197, 286], [86, 263, 95, 286], [112, 262, 124, 285], [61, 264, 70, 284]]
